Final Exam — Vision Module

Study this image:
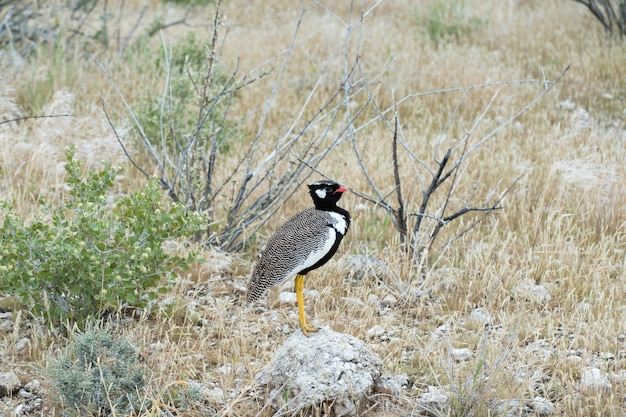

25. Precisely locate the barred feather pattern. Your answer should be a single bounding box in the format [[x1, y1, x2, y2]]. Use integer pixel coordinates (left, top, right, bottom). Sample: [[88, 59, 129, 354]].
[[247, 207, 349, 302]]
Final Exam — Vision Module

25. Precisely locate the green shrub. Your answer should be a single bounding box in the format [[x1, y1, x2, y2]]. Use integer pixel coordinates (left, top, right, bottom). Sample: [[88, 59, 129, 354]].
[[162, 381, 205, 412], [0, 147, 205, 324], [418, 0, 487, 45], [48, 327, 146, 416]]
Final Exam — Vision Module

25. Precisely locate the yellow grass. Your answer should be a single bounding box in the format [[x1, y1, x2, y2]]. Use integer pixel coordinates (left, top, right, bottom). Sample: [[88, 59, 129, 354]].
[[1, 0, 625, 415]]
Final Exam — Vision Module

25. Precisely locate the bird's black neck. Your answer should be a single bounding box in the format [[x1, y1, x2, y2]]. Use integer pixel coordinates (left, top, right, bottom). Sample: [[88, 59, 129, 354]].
[[315, 202, 351, 227]]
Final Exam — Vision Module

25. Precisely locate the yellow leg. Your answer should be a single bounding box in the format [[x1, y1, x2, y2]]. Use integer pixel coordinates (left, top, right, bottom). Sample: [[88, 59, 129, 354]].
[[295, 274, 319, 337]]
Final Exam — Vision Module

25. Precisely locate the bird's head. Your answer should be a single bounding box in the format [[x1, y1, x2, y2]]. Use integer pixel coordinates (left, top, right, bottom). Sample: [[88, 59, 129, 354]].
[[308, 180, 348, 208]]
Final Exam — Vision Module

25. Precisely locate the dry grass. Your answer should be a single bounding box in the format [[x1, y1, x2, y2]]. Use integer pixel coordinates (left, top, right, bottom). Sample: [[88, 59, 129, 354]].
[[1, 0, 626, 415]]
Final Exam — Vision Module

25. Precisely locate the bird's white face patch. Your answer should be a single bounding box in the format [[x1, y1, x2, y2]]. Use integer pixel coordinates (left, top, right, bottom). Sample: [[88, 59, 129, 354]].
[[315, 188, 327, 200], [328, 211, 348, 235]]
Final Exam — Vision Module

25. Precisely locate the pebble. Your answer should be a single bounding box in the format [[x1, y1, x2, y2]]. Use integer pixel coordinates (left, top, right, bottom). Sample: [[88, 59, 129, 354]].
[[366, 325, 385, 339], [15, 338, 30, 351], [559, 99, 575, 110], [580, 367, 612, 393], [467, 307, 493, 326], [0, 371, 21, 397], [451, 348, 472, 361], [26, 379, 41, 392], [340, 296, 365, 307], [380, 294, 398, 307], [419, 385, 448, 408], [278, 292, 296, 304], [531, 396, 555, 415]]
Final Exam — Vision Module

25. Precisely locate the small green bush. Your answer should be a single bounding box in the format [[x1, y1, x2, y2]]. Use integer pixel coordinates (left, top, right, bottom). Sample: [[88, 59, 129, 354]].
[[162, 381, 205, 413], [418, 0, 487, 45], [48, 327, 146, 416], [0, 147, 205, 324]]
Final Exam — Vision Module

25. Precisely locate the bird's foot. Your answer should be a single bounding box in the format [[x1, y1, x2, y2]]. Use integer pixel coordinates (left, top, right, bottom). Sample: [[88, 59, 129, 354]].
[[300, 324, 319, 337]]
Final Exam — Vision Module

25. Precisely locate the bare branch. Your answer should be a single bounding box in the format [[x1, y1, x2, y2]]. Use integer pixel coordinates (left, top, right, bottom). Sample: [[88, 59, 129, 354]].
[[100, 99, 179, 199], [411, 148, 452, 243], [92, 55, 165, 171], [0, 114, 73, 125], [120, 5, 147, 53], [392, 114, 407, 244], [464, 65, 570, 157], [427, 175, 523, 272]]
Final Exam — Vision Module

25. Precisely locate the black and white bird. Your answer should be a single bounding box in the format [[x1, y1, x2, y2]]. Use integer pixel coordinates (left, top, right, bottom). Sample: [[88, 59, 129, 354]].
[[247, 180, 350, 336]]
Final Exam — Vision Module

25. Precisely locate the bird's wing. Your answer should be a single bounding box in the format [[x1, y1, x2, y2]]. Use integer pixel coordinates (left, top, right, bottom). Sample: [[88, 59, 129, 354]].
[[247, 210, 335, 300]]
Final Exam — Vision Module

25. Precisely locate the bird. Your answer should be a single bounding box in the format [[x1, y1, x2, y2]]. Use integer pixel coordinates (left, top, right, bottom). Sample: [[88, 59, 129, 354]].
[[247, 180, 350, 337]]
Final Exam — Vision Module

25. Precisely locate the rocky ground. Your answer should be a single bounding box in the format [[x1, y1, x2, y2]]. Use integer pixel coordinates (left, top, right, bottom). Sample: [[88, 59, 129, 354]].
[[1, 252, 623, 416]]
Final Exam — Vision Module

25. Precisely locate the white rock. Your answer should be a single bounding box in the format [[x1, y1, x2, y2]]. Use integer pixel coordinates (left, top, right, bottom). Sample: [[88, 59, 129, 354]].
[[467, 307, 493, 327], [18, 388, 32, 398], [340, 254, 390, 283], [512, 279, 551, 305], [497, 398, 525, 415], [524, 339, 553, 360], [429, 323, 449, 345], [531, 396, 555, 415], [278, 292, 297, 304], [341, 296, 365, 307], [24, 379, 41, 393], [381, 294, 398, 307], [199, 249, 233, 273], [598, 351, 614, 360], [0, 371, 21, 397], [256, 327, 382, 416], [366, 295, 380, 306], [374, 374, 408, 396], [305, 289, 320, 299], [419, 385, 448, 409], [15, 338, 29, 351], [567, 355, 583, 363], [580, 367, 612, 393], [203, 386, 224, 405], [559, 99, 575, 110], [13, 403, 26, 416], [490, 398, 529, 416], [366, 325, 385, 339], [611, 370, 626, 383], [451, 348, 472, 361], [217, 364, 232, 375]]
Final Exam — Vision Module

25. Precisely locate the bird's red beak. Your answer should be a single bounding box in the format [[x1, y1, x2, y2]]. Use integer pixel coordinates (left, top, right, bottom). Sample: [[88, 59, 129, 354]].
[[334, 185, 348, 194]]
